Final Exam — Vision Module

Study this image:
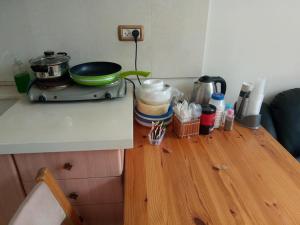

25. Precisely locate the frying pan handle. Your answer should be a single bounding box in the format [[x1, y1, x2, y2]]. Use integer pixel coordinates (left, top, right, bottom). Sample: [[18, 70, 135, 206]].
[[119, 71, 151, 78]]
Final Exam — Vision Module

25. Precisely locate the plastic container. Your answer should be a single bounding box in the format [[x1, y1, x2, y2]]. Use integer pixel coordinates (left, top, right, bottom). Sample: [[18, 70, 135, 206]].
[[148, 130, 166, 145], [189, 103, 202, 120], [209, 93, 225, 128], [14, 72, 31, 93], [245, 78, 266, 116], [142, 79, 164, 91], [173, 115, 200, 138], [13, 60, 31, 93], [136, 99, 170, 116], [137, 84, 172, 105]]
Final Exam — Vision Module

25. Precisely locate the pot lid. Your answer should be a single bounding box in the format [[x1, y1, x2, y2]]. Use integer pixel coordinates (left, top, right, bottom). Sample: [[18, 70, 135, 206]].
[[29, 51, 70, 66]]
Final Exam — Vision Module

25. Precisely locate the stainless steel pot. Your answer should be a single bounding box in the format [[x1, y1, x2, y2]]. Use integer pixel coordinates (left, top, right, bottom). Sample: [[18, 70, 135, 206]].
[[29, 51, 70, 79]]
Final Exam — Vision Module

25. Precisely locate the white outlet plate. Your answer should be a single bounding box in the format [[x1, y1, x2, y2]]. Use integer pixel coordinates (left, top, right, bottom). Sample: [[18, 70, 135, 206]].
[[118, 25, 144, 41]]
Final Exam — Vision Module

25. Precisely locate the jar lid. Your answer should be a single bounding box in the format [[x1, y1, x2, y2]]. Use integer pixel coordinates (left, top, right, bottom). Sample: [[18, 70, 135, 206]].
[[29, 51, 70, 66], [202, 104, 216, 114], [212, 93, 224, 100], [227, 109, 235, 116], [225, 103, 233, 109]]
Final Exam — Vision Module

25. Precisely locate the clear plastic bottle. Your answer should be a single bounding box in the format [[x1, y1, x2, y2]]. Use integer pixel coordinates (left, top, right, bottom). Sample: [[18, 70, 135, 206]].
[[224, 109, 235, 131], [209, 93, 225, 128]]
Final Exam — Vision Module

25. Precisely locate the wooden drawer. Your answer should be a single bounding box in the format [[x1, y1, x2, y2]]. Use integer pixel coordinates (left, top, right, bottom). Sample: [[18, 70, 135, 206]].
[[75, 203, 123, 225], [23, 177, 123, 205], [14, 150, 124, 181], [0, 155, 25, 225]]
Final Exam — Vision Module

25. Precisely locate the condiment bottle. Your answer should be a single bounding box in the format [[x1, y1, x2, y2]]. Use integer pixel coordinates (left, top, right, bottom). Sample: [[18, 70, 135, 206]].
[[222, 103, 233, 125], [224, 109, 234, 131], [200, 104, 216, 135], [209, 93, 225, 128]]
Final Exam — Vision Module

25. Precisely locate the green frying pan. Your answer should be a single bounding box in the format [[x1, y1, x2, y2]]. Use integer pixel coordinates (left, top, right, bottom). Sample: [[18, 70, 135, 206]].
[[69, 62, 150, 86]]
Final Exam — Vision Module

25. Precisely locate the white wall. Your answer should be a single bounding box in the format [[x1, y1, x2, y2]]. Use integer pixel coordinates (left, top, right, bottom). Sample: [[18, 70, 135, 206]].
[[0, 0, 208, 81], [2, 0, 300, 103], [203, 0, 300, 103]]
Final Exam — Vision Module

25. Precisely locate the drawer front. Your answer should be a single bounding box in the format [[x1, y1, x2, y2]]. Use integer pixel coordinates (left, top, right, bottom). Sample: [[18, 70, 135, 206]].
[[0, 155, 25, 225], [23, 177, 123, 205], [15, 150, 124, 181], [75, 203, 123, 225]]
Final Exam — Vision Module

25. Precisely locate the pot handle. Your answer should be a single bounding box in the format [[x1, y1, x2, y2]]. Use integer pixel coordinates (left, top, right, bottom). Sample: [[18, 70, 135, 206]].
[[119, 71, 151, 78]]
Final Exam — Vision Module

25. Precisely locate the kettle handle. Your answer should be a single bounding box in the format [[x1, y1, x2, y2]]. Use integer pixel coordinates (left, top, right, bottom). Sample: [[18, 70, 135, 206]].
[[212, 76, 226, 94]]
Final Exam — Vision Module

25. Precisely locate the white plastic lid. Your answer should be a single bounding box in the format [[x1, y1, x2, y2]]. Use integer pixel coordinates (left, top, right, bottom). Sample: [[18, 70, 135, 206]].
[[142, 79, 164, 91]]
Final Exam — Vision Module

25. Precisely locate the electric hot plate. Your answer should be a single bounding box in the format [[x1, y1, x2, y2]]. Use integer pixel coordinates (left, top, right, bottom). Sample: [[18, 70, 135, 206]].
[[28, 79, 127, 102]]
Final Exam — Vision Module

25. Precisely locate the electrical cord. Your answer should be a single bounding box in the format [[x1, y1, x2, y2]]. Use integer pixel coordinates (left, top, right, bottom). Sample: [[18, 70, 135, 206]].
[[132, 29, 141, 85], [125, 30, 141, 101], [135, 40, 141, 84], [125, 78, 136, 98]]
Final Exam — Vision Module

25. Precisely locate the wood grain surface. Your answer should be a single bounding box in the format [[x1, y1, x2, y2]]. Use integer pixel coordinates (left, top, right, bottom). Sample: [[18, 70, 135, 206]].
[[124, 123, 300, 225]]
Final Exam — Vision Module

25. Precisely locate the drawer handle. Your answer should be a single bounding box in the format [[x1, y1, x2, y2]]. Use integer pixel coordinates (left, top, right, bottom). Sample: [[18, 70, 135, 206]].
[[63, 162, 73, 171], [68, 192, 79, 200]]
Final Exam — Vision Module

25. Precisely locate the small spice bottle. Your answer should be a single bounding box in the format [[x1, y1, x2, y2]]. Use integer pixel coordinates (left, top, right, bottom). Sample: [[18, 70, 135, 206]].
[[224, 109, 234, 131]]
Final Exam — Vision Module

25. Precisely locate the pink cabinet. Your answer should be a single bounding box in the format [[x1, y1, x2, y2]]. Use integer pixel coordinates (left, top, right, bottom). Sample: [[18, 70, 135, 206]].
[[0, 150, 124, 224], [0, 155, 25, 225], [14, 150, 124, 181], [23, 176, 123, 205], [14, 150, 124, 225], [75, 203, 123, 225]]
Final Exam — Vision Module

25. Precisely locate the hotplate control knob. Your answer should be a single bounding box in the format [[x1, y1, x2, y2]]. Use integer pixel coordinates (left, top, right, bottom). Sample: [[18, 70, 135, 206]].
[[105, 92, 112, 99], [38, 95, 47, 102]]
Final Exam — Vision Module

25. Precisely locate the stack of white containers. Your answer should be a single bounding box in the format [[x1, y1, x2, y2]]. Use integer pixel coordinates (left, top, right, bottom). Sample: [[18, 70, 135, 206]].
[[135, 80, 173, 127]]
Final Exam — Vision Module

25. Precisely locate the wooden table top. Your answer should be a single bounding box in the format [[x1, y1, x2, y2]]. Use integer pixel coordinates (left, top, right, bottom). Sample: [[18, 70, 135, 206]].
[[124, 122, 300, 225]]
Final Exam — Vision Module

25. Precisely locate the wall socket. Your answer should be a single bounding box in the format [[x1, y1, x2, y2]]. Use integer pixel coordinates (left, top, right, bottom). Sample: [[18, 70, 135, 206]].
[[118, 25, 144, 41]]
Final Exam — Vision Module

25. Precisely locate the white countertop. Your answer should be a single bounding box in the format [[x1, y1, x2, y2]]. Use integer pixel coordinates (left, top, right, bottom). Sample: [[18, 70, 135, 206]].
[[0, 86, 133, 154], [0, 85, 20, 99]]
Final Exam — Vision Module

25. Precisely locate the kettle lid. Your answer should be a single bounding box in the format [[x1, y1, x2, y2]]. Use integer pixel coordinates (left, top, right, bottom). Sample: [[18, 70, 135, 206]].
[[199, 75, 213, 83]]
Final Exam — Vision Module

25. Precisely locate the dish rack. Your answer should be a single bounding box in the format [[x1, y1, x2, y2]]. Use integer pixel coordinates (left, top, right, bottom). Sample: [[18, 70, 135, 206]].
[[173, 115, 200, 138]]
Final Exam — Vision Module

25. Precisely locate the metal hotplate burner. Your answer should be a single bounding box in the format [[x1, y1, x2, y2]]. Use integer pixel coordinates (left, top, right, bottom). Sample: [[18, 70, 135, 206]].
[[28, 79, 127, 102]]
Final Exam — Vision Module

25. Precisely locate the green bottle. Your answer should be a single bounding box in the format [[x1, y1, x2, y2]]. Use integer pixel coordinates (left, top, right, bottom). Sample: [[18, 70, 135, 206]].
[[13, 59, 31, 93]]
